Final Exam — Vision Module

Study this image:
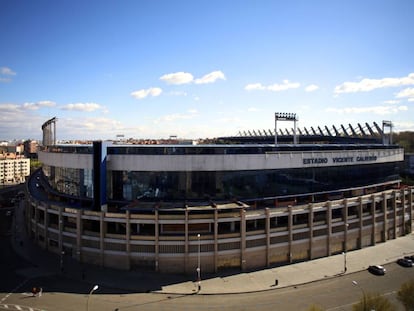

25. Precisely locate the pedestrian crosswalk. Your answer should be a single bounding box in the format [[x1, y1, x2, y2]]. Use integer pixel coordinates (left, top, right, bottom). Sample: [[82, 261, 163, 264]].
[[0, 303, 46, 311]]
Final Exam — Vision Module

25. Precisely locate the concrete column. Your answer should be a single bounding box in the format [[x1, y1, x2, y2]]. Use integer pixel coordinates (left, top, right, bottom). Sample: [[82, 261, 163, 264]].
[[327, 202, 332, 256], [184, 209, 189, 273], [44, 205, 49, 250], [265, 208, 270, 267], [409, 188, 413, 233], [240, 209, 246, 270], [34, 202, 38, 242], [155, 209, 159, 272], [401, 189, 407, 235], [343, 199, 348, 252], [288, 205, 293, 263], [400, 189, 408, 235], [59, 206, 64, 252], [358, 196, 363, 249], [126, 210, 131, 270], [99, 211, 105, 267], [76, 209, 82, 261], [214, 209, 218, 273], [393, 191, 397, 239], [27, 199, 33, 238], [383, 192, 388, 241], [308, 203, 314, 259], [371, 194, 376, 246]]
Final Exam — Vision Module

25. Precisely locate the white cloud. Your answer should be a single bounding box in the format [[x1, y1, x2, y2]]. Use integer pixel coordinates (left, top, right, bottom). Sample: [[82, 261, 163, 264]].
[[0, 104, 20, 112], [334, 73, 414, 94], [394, 121, 414, 131], [0, 102, 57, 139], [169, 91, 188, 97], [326, 105, 408, 115], [154, 110, 198, 123], [0, 101, 56, 112], [245, 80, 300, 92], [0, 67, 16, 76], [61, 102, 103, 112], [305, 84, 319, 92], [396, 87, 414, 99], [267, 80, 300, 91], [159, 70, 226, 85], [247, 107, 260, 112], [160, 72, 194, 85], [244, 83, 266, 91], [194, 70, 226, 84], [58, 117, 126, 138], [23, 101, 56, 111], [38, 100, 56, 107], [130, 87, 163, 99], [383, 100, 400, 104], [23, 103, 41, 111], [0, 67, 16, 82]]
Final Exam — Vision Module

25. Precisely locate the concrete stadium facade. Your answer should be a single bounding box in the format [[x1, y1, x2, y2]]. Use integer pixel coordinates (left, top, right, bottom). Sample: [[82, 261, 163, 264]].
[[26, 186, 414, 273], [24, 141, 414, 273]]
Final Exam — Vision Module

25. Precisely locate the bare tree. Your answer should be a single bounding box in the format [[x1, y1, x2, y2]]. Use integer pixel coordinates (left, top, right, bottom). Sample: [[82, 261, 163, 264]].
[[307, 304, 324, 311], [398, 279, 414, 311], [352, 292, 396, 311]]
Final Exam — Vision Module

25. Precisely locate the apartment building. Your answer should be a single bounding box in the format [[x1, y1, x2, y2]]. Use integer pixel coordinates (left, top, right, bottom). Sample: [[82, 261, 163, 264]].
[[0, 157, 30, 185]]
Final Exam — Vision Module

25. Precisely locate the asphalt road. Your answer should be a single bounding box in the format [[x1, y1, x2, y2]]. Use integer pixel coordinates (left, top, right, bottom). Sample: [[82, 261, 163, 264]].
[[1, 234, 413, 311]]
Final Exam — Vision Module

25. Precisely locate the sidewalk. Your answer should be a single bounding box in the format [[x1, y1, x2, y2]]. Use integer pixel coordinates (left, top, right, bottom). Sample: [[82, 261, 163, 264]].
[[157, 234, 414, 295], [12, 200, 414, 295]]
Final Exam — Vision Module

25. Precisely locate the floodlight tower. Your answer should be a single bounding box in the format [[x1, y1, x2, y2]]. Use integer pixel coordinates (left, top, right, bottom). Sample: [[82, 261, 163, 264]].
[[382, 120, 393, 145], [274, 112, 298, 145]]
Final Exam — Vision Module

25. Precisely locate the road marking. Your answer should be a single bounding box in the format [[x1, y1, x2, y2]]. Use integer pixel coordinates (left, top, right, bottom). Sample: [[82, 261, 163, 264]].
[[0, 279, 29, 304], [0, 304, 46, 311], [326, 289, 399, 310]]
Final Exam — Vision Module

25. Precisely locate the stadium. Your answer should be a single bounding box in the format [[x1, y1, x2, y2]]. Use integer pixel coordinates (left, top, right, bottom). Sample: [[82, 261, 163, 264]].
[[25, 116, 414, 273]]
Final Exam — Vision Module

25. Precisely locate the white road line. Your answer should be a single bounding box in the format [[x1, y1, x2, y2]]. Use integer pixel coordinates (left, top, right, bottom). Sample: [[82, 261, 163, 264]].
[[0, 305, 46, 311], [1, 278, 29, 304]]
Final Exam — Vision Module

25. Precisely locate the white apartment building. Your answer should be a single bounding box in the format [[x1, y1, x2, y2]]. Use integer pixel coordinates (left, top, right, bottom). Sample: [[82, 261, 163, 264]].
[[0, 158, 30, 185]]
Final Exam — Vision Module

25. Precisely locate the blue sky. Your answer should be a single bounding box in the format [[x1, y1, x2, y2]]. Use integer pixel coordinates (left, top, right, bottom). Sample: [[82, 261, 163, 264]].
[[1, 0, 414, 141]]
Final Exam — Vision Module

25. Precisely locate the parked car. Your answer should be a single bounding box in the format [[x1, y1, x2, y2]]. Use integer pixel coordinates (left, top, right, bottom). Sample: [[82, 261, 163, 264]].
[[397, 258, 413, 267], [368, 265, 386, 275], [404, 255, 414, 261]]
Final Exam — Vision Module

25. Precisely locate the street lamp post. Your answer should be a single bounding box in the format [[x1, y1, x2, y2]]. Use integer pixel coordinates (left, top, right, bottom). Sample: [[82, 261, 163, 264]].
[[343, 223, 349, 273], [352, 281, 367, 311], [343, 251, 347, 273], [60, 250, 65, 273], [197, 233, 201, 292], [86, 284, 99, 311]]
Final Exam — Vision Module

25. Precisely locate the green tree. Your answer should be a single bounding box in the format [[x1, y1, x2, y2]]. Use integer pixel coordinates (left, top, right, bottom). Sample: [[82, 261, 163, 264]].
[[352, 292, 396, 311], [30, 159, 42, 173], [397, 279, 414, 311]]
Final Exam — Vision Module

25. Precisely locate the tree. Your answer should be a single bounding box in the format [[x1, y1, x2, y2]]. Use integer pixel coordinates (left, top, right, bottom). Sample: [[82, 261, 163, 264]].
[[30, 159, 42, 173], [397, 279, 414, 311], [352, 292, 396, 311], [394, 131, 414, 153]]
